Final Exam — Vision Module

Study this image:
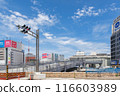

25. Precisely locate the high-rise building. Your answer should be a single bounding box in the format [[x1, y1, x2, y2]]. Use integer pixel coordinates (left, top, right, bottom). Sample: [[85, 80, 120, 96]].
[[111, 16, 120, 65]]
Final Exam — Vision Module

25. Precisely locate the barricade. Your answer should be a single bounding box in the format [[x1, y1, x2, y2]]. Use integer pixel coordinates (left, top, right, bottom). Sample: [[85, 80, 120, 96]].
[[0, 72, 25, 80]]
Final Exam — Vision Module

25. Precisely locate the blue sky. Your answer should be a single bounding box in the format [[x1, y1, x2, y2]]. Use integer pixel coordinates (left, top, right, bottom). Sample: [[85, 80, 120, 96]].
[[0, 0, 120, 58]]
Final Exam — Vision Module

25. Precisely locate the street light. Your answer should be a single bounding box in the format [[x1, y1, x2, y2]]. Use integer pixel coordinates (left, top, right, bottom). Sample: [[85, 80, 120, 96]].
[[16, 24, 39, 72]]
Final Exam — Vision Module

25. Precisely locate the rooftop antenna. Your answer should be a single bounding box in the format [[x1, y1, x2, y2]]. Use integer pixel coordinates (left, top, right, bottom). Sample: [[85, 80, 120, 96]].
[[28, 40, 30, 63]]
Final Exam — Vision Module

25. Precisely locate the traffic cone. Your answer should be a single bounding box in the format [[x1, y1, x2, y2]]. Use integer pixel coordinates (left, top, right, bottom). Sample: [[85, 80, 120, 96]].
[[18, 75, 20, 80], [30, 75, 31, 80]]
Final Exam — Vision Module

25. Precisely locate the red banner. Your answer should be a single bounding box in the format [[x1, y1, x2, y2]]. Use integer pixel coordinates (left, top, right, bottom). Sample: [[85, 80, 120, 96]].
[[12, 41, 17, 48], [5, 40, 11, 47]]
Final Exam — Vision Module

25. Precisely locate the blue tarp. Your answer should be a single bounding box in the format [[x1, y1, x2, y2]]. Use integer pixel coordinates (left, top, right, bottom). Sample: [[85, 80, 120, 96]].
[[86, 68, 120, 73]]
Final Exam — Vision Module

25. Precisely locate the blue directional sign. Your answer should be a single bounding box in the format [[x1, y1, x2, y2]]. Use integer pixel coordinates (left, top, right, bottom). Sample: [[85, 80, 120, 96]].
[[0, 40, 5, 48]]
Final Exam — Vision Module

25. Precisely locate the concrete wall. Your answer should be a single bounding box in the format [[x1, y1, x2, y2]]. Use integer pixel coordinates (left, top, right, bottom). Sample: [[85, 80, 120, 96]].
[[26, 72, 120, 79]]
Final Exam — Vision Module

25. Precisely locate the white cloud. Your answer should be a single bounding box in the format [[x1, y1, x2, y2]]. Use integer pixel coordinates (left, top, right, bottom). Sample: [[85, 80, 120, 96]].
[[0, 10, 57, 36], [1, 33, 12, 40], [92, 24, 110, 38], [42, 36, 110, 55], [110, 3, 120, 11], [23, 34, 34, 41], [43, 33, 53, 39], [72, 4, 120, 20], [31, 0, 38, 5], [23, 34, 110, 58], [0, 9, 57, 42], [93, 24, 110, 33], [22, 30, 110, 57], [72, 6, 100, 19], [9, 10, 27, 18], [31, 6, 40, 13]]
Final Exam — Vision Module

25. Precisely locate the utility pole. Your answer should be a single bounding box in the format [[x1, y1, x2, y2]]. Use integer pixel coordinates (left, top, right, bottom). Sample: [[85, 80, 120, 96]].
[[16, 25, 39, 72]]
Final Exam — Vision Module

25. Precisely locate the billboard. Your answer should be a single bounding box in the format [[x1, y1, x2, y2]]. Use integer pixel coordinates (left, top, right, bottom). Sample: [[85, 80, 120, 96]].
[[0, 40, 4, 48], [5, 40, 17, 48], [42, 53, 47, 58], [12, 41, 17, 48], [42, 53, 51, 59], [5, 40, 11, 47]]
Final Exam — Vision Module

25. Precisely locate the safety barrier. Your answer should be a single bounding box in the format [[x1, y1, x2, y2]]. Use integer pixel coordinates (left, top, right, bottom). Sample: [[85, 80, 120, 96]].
[[25, 72, 120, 79], [0, 72, 25, 80]]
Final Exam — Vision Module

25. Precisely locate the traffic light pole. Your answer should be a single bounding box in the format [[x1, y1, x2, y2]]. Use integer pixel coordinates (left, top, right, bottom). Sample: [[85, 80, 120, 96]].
[[36, 29, 39, 72], [16, 25, 40, 72]]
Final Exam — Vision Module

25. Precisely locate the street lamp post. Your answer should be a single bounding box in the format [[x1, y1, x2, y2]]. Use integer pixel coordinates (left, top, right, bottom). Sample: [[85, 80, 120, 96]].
[[16, 25, 39, 72]]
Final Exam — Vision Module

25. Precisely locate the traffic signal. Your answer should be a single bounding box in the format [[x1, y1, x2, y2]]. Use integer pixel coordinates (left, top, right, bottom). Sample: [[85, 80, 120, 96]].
[[22, 24, 26, 28], [20, 24, 31, 33], [27, 27, 31, 31], [16, 25, 20, 29], [16, 24, 31, 34]]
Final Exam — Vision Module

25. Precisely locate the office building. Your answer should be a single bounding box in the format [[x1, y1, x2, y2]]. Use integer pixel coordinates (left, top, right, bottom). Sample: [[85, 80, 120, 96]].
[[0, 40, 24, 65], [111, 16, 120, 65]]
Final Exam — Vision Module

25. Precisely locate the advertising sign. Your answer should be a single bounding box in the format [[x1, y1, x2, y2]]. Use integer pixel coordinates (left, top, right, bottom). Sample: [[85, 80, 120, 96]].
[[111, 60, 117, 65], [42, 53, 48, 58], [5, 40, 17, 48], [12, 41, 17, 48], [42, 53, 51, 58], [114, 19, 120, 32], [0, 40, 4, 48], [5, 40, 11, 47]]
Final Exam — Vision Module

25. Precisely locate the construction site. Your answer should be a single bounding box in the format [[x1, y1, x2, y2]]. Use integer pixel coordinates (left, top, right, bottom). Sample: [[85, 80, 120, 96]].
[[0, 39, 120, 80], [0, 55, 120, 80], [0, 15, 120, 80]]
